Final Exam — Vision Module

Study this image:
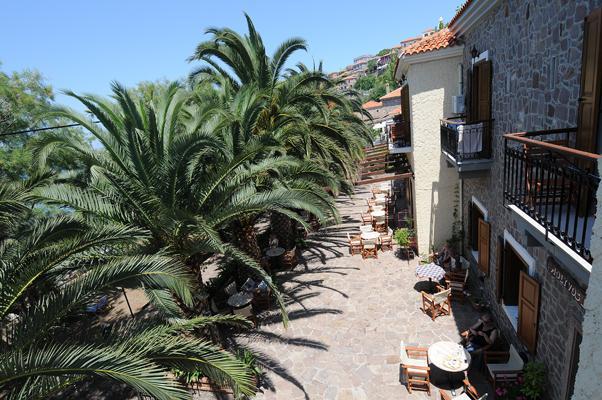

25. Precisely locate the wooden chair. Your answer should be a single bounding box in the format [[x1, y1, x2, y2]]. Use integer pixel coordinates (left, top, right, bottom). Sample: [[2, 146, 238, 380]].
[[374, 216, 387, 233], [224, 281, 237, 297], [252, 288, 272, 312], [361, 239, 378, 259], [399, 341, 430, 395], [281, 247, 298, 269], [421, 286, 451, 321], [484, 344, 524, 390], [440, 378, 487, 400], [380, 235, 393, 251], [347, 233, 362, 255], [232, 304, 257, 328], [361, 213, 373, 225], [445, 268, 469, 302]]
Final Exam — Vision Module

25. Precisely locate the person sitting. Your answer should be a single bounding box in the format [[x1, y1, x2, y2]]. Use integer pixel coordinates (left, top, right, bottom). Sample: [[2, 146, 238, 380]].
[[435, 242, 455, 269], [462, 313, 498, 354]]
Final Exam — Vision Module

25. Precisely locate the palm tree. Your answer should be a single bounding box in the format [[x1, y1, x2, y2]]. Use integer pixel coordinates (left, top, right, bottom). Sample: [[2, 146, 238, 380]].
[[34, 82, 339, 322], [189, 15, 373, 244], [0, 181, 256, 400]]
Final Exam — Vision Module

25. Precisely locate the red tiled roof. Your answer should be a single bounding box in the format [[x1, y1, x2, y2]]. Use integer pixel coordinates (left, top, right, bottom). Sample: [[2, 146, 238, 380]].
[[362, 100, 383, 109], [449, 0, 473, 27], [403, 28, 456, 56], [380, 87, 402, 100], [388, 107, 401, 116]]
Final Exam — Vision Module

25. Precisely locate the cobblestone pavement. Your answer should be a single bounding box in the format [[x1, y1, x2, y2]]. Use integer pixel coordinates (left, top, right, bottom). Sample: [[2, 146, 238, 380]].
[[199, 186, 488, 400]]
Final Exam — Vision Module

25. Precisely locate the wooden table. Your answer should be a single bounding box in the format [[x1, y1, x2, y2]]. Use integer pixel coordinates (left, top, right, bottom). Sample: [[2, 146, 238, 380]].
[[265, 247, 285, 257], [428, 341, 471, 394], [227, 292, 253, 309]]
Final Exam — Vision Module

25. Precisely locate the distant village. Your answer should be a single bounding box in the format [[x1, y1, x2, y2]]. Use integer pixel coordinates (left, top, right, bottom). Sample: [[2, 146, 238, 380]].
[[328, 25, 441, 125]]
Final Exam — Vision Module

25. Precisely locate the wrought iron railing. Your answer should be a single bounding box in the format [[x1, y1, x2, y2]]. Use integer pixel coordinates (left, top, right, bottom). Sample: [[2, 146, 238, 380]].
[[503, 128, 600, 262], [440, 118, 493, 162]]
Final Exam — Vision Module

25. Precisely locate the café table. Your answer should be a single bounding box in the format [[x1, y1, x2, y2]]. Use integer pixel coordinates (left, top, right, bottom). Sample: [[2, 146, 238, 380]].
[[227, 292, 253, 309], [265, 247, 285, 258], [428, 341, 471, 395], [416, 262, 446, 282]]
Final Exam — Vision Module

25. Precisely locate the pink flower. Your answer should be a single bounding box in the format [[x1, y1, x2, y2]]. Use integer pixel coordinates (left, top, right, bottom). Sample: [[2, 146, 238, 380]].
[[517, 376, 524, 384]]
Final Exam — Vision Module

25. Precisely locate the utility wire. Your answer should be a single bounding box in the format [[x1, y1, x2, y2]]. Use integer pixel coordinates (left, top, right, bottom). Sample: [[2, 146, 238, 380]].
[[0, 121, 100, 138]]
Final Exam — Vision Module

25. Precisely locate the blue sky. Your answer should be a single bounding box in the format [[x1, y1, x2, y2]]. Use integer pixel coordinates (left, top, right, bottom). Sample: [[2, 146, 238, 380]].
[[1, 1, 459, 110]]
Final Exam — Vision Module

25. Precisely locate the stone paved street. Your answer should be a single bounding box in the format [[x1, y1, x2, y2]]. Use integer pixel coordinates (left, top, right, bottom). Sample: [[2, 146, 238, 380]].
[[226, 185, 488, 400]]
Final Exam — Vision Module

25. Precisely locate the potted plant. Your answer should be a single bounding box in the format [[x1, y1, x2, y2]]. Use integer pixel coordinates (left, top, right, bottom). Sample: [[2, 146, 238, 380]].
[[394, 228, 411, 247], [394, 228, 412, 260], [494, 361, 545, 400], [522, 361, 545, 399]]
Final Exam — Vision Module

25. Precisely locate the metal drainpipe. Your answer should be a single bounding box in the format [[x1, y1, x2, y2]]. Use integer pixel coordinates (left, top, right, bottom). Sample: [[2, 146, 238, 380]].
[[460, 177, 464, 253]]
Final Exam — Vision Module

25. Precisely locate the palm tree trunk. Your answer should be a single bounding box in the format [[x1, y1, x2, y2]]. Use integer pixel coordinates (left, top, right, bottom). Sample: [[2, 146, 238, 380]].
[[234, 219, 262, 261], [270, 212, 293, 250]]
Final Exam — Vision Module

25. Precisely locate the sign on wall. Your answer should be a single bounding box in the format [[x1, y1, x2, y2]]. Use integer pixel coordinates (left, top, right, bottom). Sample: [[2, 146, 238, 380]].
[[546, 257, 586, 306]]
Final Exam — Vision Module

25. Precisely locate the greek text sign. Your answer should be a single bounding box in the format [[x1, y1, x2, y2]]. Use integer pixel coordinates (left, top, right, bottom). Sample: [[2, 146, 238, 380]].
[[546, 257, 585, 306]]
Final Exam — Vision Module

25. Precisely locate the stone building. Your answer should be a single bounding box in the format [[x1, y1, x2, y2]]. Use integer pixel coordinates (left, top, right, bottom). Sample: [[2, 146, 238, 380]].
[[440, 1, 602, 399]]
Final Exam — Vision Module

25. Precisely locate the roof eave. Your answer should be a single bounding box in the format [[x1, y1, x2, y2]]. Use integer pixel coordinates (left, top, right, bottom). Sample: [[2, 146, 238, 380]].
[[395, 45, 465, 80], [450, 0, 501, 36]]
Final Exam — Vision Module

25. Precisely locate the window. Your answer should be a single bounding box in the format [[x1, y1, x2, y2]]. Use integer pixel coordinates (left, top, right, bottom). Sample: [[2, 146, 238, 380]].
[[502, 245, 528, 306], [470, 202, 484, 251], [469, 200, 490, 274], [497, 234, 541, 353]]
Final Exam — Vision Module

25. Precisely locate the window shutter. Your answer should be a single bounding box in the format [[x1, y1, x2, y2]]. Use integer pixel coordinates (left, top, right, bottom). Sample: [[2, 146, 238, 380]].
[[576, 7, 602, 153], [496, 236, 504, 300], [518, 270, 540, 353], [478, 218, 490, 275], [477, 60, 492, 122], [468, 203, 475, 250], [401, 84, 411, 137]]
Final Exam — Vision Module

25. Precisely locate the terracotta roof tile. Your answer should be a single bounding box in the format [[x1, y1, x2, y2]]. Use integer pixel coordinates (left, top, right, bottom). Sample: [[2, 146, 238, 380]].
[[388, 107, 401, 116], [380, 87, 402, 100], [449, 0, 474, 27], [403, 28, 456, 56], [362, 100, 383, 109]]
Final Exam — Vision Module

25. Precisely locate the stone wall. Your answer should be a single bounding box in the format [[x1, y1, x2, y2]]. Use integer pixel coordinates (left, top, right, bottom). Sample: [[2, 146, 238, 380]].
[[456, 1, 602, 399], [407, 54, 462, 255]]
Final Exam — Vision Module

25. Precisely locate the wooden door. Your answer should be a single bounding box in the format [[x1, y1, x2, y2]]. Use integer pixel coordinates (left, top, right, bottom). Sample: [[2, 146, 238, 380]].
[[577, 7, 602, 153], [478, 218, 490, 275], [518, 270, 540, 353]]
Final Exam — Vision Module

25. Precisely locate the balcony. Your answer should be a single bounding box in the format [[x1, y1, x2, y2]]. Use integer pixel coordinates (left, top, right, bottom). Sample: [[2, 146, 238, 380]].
[[440, 118, 493, 173], [387, 117, 412, 154], [503, 128, 600, 266]]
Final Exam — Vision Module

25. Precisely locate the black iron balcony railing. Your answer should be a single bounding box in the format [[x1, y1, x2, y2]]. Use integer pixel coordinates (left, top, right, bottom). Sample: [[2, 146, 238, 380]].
[[440, 118, 493, 162], [503, 128, 600, 262]]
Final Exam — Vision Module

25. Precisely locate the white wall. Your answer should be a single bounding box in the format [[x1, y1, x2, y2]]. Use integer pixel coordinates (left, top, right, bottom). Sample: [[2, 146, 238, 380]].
[[571, 158, 602, 400], [407, 55, 461, 255]]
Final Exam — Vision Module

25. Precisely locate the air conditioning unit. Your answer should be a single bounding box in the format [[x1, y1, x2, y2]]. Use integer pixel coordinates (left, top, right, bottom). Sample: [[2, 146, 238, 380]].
[[452, 95, 465, 114]]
